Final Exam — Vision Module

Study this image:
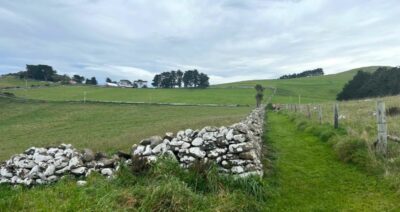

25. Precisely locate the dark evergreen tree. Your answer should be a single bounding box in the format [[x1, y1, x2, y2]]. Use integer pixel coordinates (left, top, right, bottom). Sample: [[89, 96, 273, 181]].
[[72, 75, 85, 83]]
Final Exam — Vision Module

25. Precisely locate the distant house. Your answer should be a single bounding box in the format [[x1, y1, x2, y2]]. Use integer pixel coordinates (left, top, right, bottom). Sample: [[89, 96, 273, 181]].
[[69, 80, 77, 85], [106, 82, 118, 87], [118, 79, 133, 88], [133, 80, 148, 88]]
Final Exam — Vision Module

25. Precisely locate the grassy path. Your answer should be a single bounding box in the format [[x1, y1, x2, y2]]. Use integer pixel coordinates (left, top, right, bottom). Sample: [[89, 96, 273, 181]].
[[264, 112, 399, 211]]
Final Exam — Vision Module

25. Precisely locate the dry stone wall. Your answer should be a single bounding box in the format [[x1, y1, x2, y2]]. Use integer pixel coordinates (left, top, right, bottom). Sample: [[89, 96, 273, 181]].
[[0, 144, 119, 186], [131, 106, 266, 177], [0, 106, 265, 186]]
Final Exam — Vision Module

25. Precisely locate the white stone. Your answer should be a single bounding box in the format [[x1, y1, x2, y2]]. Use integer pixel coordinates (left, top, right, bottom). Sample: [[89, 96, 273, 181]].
[[231, 166, 244, 174], [55, 166, 70, 174], [233, 134, 246, 142], [71, 167, 86, 175], [170, 139, 184, 147], [101, 168, 113, 176], [133, 145, 145, 156], [47, 148, 59, 155], [189, 147, 206, 158], [33, 154, 53, 163], [147, 155, 158, 162], [152, 143, 167, 154], [185, 129, 193, 136], [68, 156, 82, 168], [44, 164, 56, 176], [226, 129, 234, 140], [77, 180, 87, 186], [143, 145, 152, 156], [191, 137, 203, 146], [0, 167, 13, 178], [181, 142, 191, 149], [180, 155, 196, 163]]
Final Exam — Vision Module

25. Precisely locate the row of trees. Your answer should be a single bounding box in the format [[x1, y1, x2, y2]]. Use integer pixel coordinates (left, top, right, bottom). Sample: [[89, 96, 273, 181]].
[[8, 65, 98, 85], [279, 68, 324, 79], [337, 67, 400, 100], [151, 69, 209, 88]]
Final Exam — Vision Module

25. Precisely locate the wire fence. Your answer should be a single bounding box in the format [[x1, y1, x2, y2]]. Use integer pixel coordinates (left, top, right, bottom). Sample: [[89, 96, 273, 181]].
[[276, 95, 400, 156]]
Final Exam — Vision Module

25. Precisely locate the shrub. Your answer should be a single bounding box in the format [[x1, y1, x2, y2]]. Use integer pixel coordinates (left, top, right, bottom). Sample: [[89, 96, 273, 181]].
[[386, 106, 400, 117], [296, 120, 308, 131], [1, 92, 15, 97], [318, 129, 336, 142], [334, 137, 370, 168]]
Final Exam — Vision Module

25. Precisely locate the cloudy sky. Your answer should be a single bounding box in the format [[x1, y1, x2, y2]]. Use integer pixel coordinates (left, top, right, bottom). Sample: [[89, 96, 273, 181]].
[[0, 0, 399, 84]]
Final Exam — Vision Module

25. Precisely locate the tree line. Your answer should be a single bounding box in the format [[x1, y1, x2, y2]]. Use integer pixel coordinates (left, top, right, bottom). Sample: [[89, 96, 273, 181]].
[[337, 67, 400, 100], [152, 69, 209, 88], [279, 68, 324, 79], [7, 64, 98, 85]]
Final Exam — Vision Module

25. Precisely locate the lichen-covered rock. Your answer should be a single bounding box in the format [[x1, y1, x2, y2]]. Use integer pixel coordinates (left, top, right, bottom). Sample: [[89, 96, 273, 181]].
[[191, 137, 203, 146]]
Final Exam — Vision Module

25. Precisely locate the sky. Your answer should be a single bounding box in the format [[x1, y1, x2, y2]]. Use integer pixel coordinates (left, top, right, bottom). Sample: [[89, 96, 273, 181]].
[[0, 0, 399, 85]]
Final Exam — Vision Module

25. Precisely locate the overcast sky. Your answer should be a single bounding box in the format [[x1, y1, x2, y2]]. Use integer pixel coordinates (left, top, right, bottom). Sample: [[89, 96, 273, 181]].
[[0, 0, 399, 84]]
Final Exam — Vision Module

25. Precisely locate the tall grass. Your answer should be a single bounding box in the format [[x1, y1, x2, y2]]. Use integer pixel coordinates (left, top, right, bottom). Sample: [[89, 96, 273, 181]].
[[0, 158, 268, 211]]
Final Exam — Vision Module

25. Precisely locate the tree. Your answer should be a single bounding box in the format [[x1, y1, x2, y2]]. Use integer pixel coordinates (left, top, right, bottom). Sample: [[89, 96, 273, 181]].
[[73, 75, 85, 84], [336, 67, 400, 100], [279, 68, 324, 79], [255, 84, 265, 107], [176, 70, 183, 88], [152, 69, 209, 88], [152, 74, 161, 88], [26, 64, 56, 81], [198, 73, 210, 88], [183, 70, 193, 87], [91, 77, 98, 85], [106, 77, 112, 83]]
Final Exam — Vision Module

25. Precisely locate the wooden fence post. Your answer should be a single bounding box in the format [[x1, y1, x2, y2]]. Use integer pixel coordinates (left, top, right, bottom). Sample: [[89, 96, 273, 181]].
[[318, 105, 323, 124], [334, 103, 339, 129], [306, 104, 311, 119], [83, 91, 87, 104], [376, 100, 387, 156], [294, 104, 297, 113]]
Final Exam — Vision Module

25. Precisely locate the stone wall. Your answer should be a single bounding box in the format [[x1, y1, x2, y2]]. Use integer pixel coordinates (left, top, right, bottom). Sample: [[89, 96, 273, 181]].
[[131, 106, 265, 177], [0, 106, 265, 186], [0, 145, 119, 186]]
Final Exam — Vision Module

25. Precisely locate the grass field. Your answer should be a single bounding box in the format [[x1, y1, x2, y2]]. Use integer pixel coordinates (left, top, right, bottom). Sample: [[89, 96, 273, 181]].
[[264, 112, 399, 210], [215, 66, 384, 103], [0, 76, 52, 88], [0, 97, 250, 160], [8, 86, 264, 106]]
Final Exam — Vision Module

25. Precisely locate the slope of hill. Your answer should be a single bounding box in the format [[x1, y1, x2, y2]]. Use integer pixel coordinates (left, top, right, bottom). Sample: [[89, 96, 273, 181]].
[[9, 86, 268, 106], [0, 76, 53, 88], [214, 66, 386, 103]]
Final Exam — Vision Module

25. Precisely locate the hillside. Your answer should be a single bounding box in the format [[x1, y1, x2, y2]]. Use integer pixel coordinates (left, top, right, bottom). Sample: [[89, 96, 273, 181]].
[[0, 76, 52, 88], [214, 66, 386, 103], [8, 86, 267, 106]]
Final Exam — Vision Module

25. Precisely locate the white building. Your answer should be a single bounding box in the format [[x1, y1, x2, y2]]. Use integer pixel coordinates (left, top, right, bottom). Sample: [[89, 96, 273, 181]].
[[118, 79, 133, 88], [106, 82, 118, 87]]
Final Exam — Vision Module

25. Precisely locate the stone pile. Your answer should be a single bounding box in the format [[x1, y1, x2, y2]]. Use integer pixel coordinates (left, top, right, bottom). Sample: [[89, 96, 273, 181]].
[[0, 144, 119, 186], [132, 106, 265, 177]]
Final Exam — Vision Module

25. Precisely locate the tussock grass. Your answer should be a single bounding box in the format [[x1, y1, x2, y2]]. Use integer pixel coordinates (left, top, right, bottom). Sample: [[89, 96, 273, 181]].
[[0, 158, 268, 211]]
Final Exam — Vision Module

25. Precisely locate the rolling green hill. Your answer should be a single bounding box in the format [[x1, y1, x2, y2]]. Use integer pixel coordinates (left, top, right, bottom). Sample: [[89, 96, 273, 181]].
[[0, 76, 52, 88], [3, 66, 386, 105], [9, 86, 267, 106], [214, 66, 385, 103]]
